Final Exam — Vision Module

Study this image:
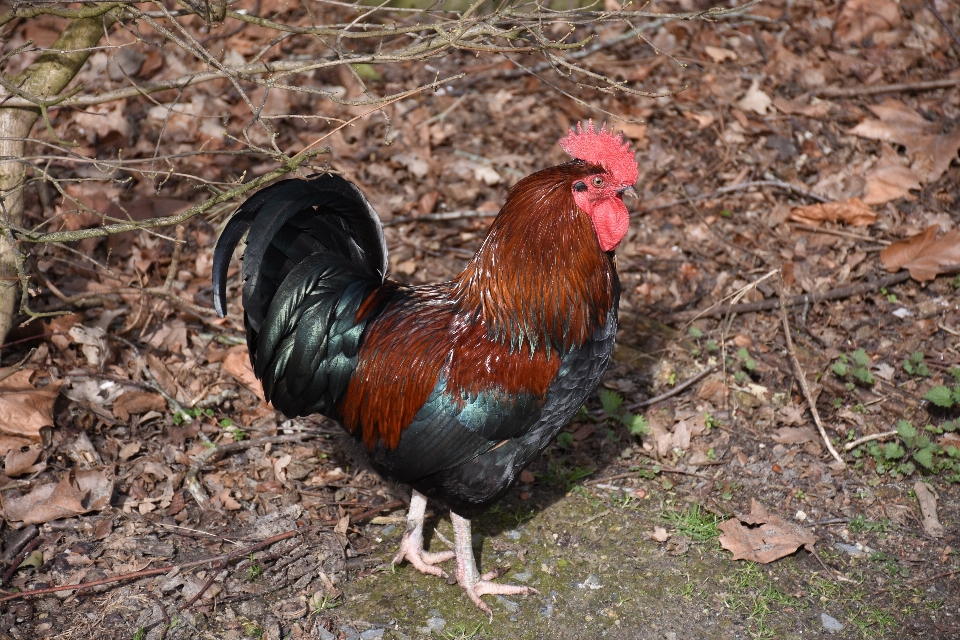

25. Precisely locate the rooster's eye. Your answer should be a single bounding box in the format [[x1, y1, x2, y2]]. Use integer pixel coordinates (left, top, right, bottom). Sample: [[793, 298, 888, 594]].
[[592, 177, 604, 187], [573, 181, 587, 192]]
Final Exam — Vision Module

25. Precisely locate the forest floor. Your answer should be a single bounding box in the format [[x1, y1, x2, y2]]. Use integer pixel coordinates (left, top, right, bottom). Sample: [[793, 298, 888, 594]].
[[1, 0, 959, 638]]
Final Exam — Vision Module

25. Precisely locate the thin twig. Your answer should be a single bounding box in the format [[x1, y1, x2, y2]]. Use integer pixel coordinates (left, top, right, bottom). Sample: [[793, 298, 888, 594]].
[[665, 271, 912, 322], [635, 180, 829, 216], [777, 273, 845, 467], [0, 527, 307, 604], [383, 209, 497, 226], [816, 77, 960, 98], [629, 366, 717, 410], [910, 568, 960, 586], [1, 535, 43, 586], [844, 430, 898, 452], [923, 0, 960, 60], [178, 562, 225, 611], [787, 222, 890, 246]]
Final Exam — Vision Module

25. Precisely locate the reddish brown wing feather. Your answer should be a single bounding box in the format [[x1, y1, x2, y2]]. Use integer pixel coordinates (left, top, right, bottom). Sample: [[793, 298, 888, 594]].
[[339, 163, 615, 451], [340, 286, 453, 449]]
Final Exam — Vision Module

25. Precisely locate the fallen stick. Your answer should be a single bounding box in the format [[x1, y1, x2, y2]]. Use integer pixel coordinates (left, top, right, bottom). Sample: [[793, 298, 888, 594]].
[[844, 430, 897, 451], [629, 366, 717, 410], [816, 77, 960, 98], [777, 273, 845, 468], [665, 271, 911, 322], [0, 528, 301, 604]]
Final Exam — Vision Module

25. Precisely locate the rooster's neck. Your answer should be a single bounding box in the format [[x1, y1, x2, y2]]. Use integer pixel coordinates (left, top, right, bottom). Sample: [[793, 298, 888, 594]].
[[452, 165, 617, 355]]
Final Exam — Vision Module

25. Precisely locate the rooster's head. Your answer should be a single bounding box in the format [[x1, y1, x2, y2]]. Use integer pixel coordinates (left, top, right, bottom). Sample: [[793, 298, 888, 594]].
[[559, 121, 639, 252]]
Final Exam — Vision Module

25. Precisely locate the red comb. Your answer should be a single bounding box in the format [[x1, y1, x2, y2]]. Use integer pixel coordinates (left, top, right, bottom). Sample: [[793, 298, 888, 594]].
[[558, 120, 638, 187]]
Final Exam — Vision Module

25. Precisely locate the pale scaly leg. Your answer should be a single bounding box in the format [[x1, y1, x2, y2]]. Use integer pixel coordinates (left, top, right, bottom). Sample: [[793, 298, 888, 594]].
[[451, 511, 538, 620], [392, 490, 455, 577]]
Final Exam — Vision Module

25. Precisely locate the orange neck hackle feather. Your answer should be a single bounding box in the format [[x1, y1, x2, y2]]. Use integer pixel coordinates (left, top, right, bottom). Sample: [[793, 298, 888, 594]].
[[453, 162, 615, 354], [340, 162, 617, 451]]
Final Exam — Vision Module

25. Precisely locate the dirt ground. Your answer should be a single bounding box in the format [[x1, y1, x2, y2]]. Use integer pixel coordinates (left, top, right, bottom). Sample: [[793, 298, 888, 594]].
[[1, 0, 959, 638]]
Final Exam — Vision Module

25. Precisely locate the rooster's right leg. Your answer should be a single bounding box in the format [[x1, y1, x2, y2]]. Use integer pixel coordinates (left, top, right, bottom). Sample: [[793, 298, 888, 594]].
[[392, 490, 455, 577]]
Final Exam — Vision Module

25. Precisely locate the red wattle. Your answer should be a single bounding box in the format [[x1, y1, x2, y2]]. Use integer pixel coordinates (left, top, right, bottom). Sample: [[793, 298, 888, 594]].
[[590, 198, 629, 252]]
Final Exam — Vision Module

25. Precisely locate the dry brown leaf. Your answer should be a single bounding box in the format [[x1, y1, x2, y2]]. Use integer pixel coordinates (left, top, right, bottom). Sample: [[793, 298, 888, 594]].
[[647, 527, 671, 542], [0, 435, 34, 458], [704, 46, 737, 63], [71, 102, 132, 147], [113, 391, 167, 422], [222, 346, 265, 401], [851, 100, 960, 184], [681, 110, 716, 130], [880, 225, 960, 281], [618, 121, 648, 143], [68, 325, 108, 367], [899, 229, 960, 282], [788, 198, 877, 227], [2, 469, 114, 525], [835, 0, 901, 45], [912, 130, 960, 185], [862, 145, 923, 205], [212, 488, 242, 511], [914, 482, 945, 538], [0, 370, 62, 440], [718, 499, 818, 563], [880, 225, 939, 271], [771, 97, 830, 119], [738, 79, 772, 115], [3, 443, 44, 477]]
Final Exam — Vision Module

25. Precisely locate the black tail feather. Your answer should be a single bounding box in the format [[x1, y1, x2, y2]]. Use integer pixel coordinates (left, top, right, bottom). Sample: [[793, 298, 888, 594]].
[[212, 173, 388, 418], [212, 173, 387, 327]]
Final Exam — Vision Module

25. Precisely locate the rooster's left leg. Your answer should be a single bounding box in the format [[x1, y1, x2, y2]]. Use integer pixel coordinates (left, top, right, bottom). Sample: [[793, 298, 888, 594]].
[[450, 511, 538, 620], [393, 490, 455, 577]]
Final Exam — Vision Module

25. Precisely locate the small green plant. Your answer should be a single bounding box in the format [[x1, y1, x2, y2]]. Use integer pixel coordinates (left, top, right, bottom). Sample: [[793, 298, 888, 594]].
[[632, 465, 660, 479], [556, 432, 574, 449], [851, 605, 896, 638], [924, 378, 960, 409], [132, 627, 146, 640], [240, 620, 263, 638], [902, 351, 930, 378], [247, 554, 263, 581], [662, 504, 723, 542], [736, 347, 757, 372], [832, 349, 874, 386], [850, 420, 960, 483], [849, 515, 891, 534], [722, 564, 802, 639], [172, 406, 218, 425], [599, 389, 649, 436], [308, 591, 341, 613]]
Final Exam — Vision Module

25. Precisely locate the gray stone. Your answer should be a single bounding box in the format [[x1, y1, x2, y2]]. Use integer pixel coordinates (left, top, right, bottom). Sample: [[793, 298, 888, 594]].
[[821, 613, 844, 633]]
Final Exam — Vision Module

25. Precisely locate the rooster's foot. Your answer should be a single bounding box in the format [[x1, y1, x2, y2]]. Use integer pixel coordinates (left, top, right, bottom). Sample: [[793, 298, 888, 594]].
[[392, 490, 455, 578], [451, 512, 539, 620], [459, 576, 539, 619]]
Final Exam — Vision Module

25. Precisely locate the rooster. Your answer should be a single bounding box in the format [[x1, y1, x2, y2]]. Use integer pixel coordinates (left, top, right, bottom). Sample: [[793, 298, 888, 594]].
[[212, 122, 638, 616]]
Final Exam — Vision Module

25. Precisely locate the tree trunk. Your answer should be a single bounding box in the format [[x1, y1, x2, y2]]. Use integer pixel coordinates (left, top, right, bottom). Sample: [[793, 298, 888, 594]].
[[0, 15, 107, 349]]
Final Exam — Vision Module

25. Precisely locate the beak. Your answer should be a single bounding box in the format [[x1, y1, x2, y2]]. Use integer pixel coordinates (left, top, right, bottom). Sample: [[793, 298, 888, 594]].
[[619, 186, 639, 200]]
